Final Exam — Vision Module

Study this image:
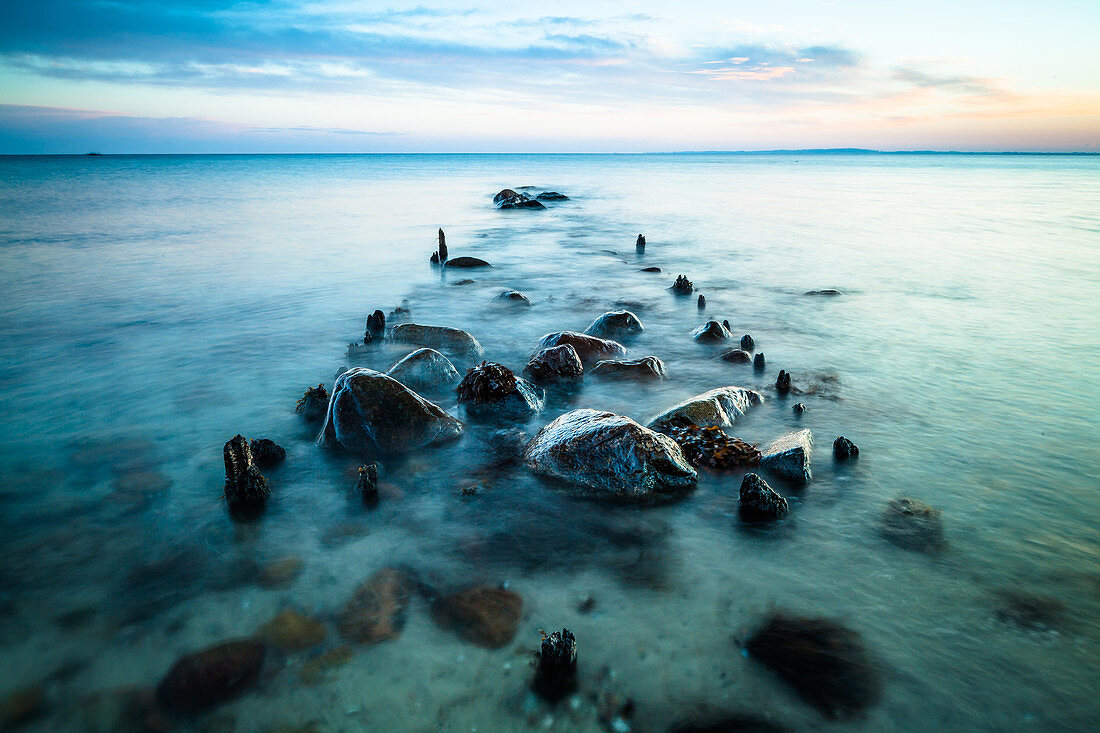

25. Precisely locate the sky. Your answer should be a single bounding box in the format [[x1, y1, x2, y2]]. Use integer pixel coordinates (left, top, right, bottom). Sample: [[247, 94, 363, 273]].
[[0, 0, 1098, 153]]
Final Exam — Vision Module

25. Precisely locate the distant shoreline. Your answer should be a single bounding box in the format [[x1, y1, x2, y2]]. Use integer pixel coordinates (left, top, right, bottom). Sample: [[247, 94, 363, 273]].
[[0, 149, 1097, 157]]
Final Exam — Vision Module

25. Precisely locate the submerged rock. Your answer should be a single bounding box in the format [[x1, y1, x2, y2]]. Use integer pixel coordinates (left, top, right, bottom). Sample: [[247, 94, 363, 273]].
[[993, 590, 1067, 631], [337, 568, 414, 644], [524, 344, 584, 383], [745, 613, 881, 719], [156, 639, 266, 715], [356, 463, 379, 502], [805, 289, 843, 296], [775, 370, 791, 394], [524, 409, 697, 502], [667, 425, 760, 470], [697, 294, 706, 310], [536, 191, 569, 201], [881, 497, 944, 553], [533, 629, 577, 703], [753, 353, 766, 371], [739, 473, 789, 521], [640, 266, 661, 273], [386, 348, 460, 389], [431, 587, 523, 649], [792, 403, 806, 415], [584, 310, 644, 339], [388, 323, 484, 356], [494, 290, 533, 306], [295, 384, 329, 422], [760, 430, 813, 483], [693, 320, 731, 343], [260, 610, 327, 653], [444, 256, 494, 268], [223, 435, 269, 512], [319, 368, 463, 454], [589, 356, 666, 381], [647, 386, 763, 432], [636, 234, 646, 252], [249, 438, 286, 469], [533, 331, 626, 367], [494, 189, 546, 209], [833, 436, 859, 460], [671, 275, 694, 295], [740, 334, 755, 351], [718, 348, 752, 364], [257, 557, 303, 589], [456, 361, 543, 416]]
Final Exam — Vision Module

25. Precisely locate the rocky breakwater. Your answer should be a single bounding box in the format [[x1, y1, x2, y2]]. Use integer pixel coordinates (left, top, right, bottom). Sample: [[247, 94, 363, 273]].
[[523, 409, 697, 503], [319, 368, 463, 454]]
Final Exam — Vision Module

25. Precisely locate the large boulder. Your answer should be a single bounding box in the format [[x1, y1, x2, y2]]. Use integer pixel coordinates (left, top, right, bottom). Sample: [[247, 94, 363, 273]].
[[431, 587, 523, 649], [584, 310, 644, 339], [494, 189, 545, 209], [386, 348, 460, 389], [388, 323, 484, 356], [456, 361, 544, 417], [523, 409, 697, 502], [589, 356, 666, 381], [319, 368, 463, 454], [692, 320, 731, 343], [533, 331, 626, 367], [337, 567, 415, 644], [647, 386, 763, 432], [524, 344, 584, 383], [760, 429, 813, 483]]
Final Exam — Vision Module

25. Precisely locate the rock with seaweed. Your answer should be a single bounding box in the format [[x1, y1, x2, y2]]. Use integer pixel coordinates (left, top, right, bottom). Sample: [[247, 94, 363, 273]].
[[356, 463, 379, 502], [295, 384, 329, 423], [671, 275, 694, 295], [456, 361, 544, 417], [667, 425, 760, 470], [533, 629, 577, 703], [366, 309, 386, 338], [493, 290, 532, 306], [775, 370, 791, 394], [223, 435, 269, 514], [493, 189, 545, 209], [754, 352, 766, 371], [249, 438, 285, 469], [636, 234, 646, 252], [740, 334, 755, 351], [318, 368, 463, 454], [833, 436, 859, 460]]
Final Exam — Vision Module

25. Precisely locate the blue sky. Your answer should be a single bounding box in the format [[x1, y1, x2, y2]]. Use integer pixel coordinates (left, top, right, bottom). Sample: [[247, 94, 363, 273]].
[[0, 0, 1097, 153]]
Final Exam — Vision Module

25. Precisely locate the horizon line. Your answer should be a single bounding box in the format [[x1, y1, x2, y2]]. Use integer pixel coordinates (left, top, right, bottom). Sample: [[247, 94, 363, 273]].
[[2, 148, 1098, 157]]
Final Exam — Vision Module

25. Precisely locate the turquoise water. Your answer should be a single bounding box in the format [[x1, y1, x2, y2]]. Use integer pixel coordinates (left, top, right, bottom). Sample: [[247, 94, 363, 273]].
[[0, 153, 1098, 731]]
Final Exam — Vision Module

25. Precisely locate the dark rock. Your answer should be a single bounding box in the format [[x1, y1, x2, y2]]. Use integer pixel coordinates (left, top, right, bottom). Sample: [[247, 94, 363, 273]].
[[223, 435, 269, 512], [319, 368, 463, 454], [456, 361, 543, 416], [698, 294, 708, 310], [881, 497, 944, 553], [584, 310, 644, 339], [647, 386, 763, 432], [636, 234, 646, 252], [386, 348, 460, 389], [723, 319, 731, 331], [739, 473, 789, 521], [589, 356, 666, 381], [740, 334, 755, 351], [494, 290, 532, 306], [745, 613, 881, 719], [640, 266, 661, 273], [667, 425, 760, 470], [249, 439, 286, 469], [494, 189, 546, 209], [524, 409, 697, 502], [437, 227, 448, 264], [366, 310, 386, 337], [760, 430, 813, 483], [532, 331, 626, 367], [487, 428, 529, 466], [389, 298, 411, 320], [444, 256, 493, 268], [260, 610, 327, 653], [536, 191, 569, 201], [429, 251, 440, 266], [993, 590, 1067, 631], [753, 353, 766, 371], [775, 370, 791, 394], [337, 567, 414, 644], [693, 320, 731, 343], [431, 587, 523, 649], [524, 344, 584, 383], [356, 463, 379, 502], [533, 629, 577, 703], [792, 403, 806, 415], [346, 339, 371, 358], [493, 188, 519, 204], [805, 289, 843, 296], [156, 639, 266, 715], [577, 596, 597, 614], [833, 436, 859, 460], [451, 278, 476, 286], [388, 323, 484, 356], [295, 384, 329, 422], [671, 275, 694, 295], [1, 685, 44, 727], [717, 349, 752, 364]]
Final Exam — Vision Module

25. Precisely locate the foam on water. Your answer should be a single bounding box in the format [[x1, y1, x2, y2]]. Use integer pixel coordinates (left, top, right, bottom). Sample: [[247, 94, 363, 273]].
[[0, 153, 1098, 731]]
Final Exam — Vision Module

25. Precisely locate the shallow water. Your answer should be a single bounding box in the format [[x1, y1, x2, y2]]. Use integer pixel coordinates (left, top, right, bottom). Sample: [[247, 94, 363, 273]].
[[1, 153, 1098, 732]]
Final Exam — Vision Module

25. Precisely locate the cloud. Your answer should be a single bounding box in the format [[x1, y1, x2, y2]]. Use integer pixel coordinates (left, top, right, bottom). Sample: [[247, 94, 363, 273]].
[[893, 66, 1000, 95]]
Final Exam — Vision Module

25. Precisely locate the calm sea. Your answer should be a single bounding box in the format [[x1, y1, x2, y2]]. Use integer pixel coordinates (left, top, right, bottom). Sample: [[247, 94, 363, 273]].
[[0, 153, 1098, 731]]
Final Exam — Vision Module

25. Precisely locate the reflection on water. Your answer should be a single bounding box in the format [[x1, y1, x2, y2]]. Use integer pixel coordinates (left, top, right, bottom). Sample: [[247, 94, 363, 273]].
[[0, 153, 1098, 731]]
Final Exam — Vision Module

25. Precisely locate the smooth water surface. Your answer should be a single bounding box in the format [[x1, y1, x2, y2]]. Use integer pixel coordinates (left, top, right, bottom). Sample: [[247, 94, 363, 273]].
[[1, 153, 1098, 731]]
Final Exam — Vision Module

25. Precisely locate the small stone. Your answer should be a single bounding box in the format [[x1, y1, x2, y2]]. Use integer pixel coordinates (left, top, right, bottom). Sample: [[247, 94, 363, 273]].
[[536, 191, 569, 201], [697, 294, 706, 310], [249, 438, 286, 469], [445, 256, 494, 268], [258, 557, 304, 589], [670, 275, 694, 295], [881, 497, 944, 553], [636, 234, 646, 252], [692, 321, 731, 343], [577, 596, 597, 614], [775, 370, 791, 394], [739, 473, 789, 521], [494, 290, 533, 306], [356, 463, 379, 502], [431, 587, 523, 649], [804, 289, 843, 296], [640, 266, 661, 273], [792, 403, 806, 415], [260, 610, 327, 653], [156, 639, 266, 715], [753, 353, 766, 371], [740, 334, 755, 351], [717, 349, 752, 364], [295, 384, 329, 422], [533, 629, 577, 703], [833, 436, 859, 460]]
